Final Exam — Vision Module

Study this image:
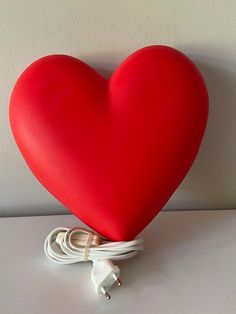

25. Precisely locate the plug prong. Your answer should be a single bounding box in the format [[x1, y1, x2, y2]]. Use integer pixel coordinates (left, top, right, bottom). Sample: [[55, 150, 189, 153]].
[[112, 273, 122, 286], [101, 286, 111, 300]]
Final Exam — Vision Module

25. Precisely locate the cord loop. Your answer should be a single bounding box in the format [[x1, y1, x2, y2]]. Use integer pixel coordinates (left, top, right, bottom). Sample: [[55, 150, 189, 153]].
[[44, 226, 144, 264]]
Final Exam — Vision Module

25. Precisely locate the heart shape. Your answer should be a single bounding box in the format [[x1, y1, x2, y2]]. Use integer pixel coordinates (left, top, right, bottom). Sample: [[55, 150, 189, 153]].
[[9, 46, 208, 240]]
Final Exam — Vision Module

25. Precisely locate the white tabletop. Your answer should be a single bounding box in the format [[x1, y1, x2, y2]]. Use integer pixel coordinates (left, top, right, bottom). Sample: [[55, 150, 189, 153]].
[[0, 210, 236, 314]]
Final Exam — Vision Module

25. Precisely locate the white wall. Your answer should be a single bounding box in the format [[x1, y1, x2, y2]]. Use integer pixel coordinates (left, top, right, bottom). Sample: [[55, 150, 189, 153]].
[[1, 0, 236, 216]]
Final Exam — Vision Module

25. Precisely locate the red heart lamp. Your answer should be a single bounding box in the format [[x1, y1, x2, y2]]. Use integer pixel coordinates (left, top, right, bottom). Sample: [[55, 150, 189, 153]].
[[9, 46, 208, 241]]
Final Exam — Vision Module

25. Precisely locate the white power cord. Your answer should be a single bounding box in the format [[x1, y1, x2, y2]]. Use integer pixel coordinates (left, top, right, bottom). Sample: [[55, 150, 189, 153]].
[[44, 227, 144, 299]]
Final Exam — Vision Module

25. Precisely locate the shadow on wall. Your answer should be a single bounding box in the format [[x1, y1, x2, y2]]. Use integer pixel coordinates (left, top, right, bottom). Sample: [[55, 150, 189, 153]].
[[169, 54, 236, 210]]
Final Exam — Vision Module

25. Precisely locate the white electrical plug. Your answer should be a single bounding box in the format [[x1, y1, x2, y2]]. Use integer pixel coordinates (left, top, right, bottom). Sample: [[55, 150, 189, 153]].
[[91, 259, 121, 299], [44, 227, 143, 300]]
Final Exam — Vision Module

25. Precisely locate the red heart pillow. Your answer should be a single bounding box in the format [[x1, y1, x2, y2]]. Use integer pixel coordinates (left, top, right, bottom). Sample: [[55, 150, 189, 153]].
[[9, 46, 208, 240]]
